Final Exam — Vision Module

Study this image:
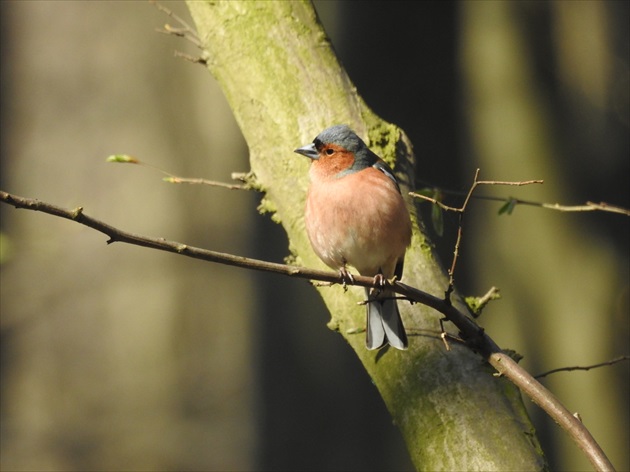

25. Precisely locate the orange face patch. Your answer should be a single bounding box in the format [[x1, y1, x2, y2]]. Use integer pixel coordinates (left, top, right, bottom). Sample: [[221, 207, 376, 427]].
[[311, 143, 355, 179]]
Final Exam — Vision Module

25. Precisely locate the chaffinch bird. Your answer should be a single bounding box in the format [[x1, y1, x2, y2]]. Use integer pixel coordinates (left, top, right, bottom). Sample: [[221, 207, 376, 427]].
[[295, 125, 412, 350]]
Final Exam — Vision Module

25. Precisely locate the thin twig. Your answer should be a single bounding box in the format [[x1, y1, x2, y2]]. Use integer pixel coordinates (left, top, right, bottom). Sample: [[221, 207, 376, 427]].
[[412, 171, 546, 297], [475, 179, 544, 186], [447, 168, 480, 294], [173, 50, 208, 65], [106, 154, 249, 190], [409, 192, 460, 212], [411, 186, 630, 217], [477, 286, 501, 309], [152, 1, 203, 49], [0, 189, 615, 472], [541, 201, 630, 216], [466, 286, 501, 318], [535, 356, 630, 379], [163, 176, 246, 190]]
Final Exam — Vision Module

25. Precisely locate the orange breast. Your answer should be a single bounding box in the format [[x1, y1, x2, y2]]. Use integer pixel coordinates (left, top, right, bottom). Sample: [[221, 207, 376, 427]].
[[305, 167, 411, 277]]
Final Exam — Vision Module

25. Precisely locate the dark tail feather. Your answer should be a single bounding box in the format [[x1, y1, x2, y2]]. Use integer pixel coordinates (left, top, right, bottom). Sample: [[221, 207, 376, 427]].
[[365, 288, 408, 350]]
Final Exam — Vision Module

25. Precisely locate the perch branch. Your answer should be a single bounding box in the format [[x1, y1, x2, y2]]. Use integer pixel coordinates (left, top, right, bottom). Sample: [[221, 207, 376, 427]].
[[0, 189, 614, 472]]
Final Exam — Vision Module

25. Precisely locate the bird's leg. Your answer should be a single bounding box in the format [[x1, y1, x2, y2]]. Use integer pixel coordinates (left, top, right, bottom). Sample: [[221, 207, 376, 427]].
[[338, 264, 355, 291]]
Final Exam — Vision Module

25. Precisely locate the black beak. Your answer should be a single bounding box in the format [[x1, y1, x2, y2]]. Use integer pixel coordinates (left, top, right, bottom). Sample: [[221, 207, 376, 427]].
[[294, 143, 319, 160]]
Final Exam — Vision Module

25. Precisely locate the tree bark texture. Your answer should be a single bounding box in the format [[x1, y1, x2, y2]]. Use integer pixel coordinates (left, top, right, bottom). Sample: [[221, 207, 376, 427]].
[[186, 1, 546, 470]]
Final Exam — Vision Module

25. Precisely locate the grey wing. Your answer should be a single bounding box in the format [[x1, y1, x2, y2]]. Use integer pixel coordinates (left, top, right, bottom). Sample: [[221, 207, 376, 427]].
[[372, 160, 402, 194]]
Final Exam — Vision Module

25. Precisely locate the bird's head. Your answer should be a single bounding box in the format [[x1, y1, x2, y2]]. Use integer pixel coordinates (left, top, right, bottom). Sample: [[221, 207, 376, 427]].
[[294, 125, 378, 178]]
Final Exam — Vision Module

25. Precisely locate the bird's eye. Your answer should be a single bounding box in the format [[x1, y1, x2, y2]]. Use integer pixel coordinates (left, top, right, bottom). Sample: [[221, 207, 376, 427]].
[[325, 149, 334, 155]]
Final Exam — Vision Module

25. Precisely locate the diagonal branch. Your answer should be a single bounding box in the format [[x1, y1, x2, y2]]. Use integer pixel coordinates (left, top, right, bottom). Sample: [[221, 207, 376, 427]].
[[0, 188, 614, 472]]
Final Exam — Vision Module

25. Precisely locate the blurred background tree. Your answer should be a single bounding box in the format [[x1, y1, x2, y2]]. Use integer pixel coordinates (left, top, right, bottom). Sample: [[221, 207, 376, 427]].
[[0, 1, 627, 471]]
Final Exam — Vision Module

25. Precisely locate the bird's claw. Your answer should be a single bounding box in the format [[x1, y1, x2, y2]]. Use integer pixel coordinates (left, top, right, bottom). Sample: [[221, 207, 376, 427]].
[[368, 273, 387, 297], [373, 273, 386, 288], [339, 267, 355, 291]]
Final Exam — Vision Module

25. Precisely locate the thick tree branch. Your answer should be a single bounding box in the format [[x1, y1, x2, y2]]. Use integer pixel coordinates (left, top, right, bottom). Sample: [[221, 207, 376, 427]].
[[0, 189, 614, 471]]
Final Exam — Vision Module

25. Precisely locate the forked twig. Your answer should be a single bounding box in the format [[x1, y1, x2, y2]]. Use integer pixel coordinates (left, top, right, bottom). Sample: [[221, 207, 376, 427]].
[[152, 1, 203, 49], [411, 169, 543, 296]]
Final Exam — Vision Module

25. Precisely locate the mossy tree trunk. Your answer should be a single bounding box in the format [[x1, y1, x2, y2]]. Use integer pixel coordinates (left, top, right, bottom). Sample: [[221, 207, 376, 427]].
[[186, 1, 546, 470]]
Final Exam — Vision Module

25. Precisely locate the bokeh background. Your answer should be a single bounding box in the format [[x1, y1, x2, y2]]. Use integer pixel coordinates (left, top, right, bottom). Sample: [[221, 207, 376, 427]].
[[1, 1, 627, 471]]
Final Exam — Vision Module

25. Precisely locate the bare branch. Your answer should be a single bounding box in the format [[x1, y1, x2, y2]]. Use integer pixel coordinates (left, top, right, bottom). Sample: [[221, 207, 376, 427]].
[[173, 50, 208, 65], [152, 1, 203, 49], [444, 169, 537, 294], [535, 356, 630, 379], [541, 201, 630, 216], [466, 286, 501, 318], [163, 176, 247, 190], [0, 190, 332, 282], [409, 192, 461, 212], [106, 154, 250, 190], [409, 171, 626, 305], [412, 185, 630, 217], [0, 189, 615, 472], [476, 179, 544, 186]]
